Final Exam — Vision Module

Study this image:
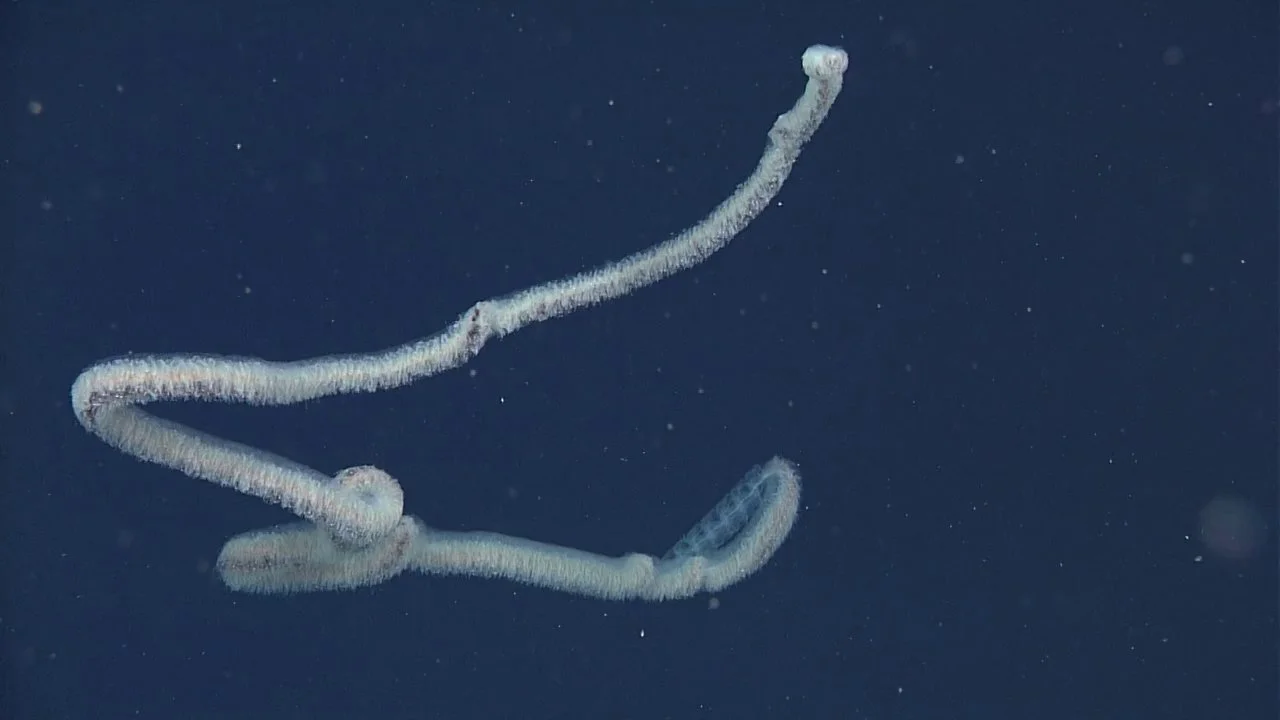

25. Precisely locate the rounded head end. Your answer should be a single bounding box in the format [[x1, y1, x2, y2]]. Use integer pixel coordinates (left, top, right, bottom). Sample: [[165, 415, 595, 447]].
[[802, 45, 849, 79]]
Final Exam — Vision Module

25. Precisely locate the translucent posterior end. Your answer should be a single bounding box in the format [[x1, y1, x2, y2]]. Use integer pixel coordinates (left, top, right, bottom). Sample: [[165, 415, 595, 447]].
[[802, 44, 849, 79]]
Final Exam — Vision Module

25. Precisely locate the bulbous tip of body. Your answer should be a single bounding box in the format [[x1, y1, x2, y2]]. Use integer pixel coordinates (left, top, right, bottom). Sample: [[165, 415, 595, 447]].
[[802, 45, 849, 78]]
